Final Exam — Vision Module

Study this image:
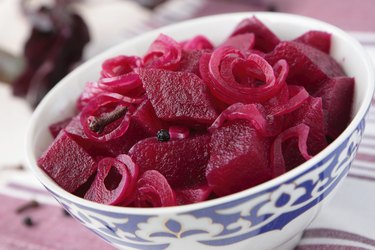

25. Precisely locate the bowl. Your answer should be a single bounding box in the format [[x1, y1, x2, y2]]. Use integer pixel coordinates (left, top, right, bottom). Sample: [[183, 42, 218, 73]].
[[25, 12, 374, 250]]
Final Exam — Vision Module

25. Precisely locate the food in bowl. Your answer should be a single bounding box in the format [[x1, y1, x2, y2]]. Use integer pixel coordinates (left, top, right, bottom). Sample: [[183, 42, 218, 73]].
[[37, 16, 354, 208]]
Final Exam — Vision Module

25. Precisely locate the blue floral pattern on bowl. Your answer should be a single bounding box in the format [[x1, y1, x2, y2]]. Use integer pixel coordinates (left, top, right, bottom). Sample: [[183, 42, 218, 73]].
[[46, 118, 366, 250]]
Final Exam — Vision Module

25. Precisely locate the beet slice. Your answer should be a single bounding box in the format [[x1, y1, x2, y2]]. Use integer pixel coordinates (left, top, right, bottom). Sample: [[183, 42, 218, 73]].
[[230, 16, 280, 52], [84, 157, 135, 205], [175, 184, 212, 205], [207, 120, 272, 196], [283, 96, 327, 169], [169, 126, 190, 139], [37, 131, 97, 193], [140, 68, 218, 126], [294, 30, 331, 54], [49, 117, 72, 138], [129, 134, 211, 188], [74, 173, 96, 198], [177, 49, 207, 76], [134, 170, 176, 207], [132, 99, 165, 135], [219, 33, 255, 52], [314, 76, 354, 139], [265, 41, 345, 92]]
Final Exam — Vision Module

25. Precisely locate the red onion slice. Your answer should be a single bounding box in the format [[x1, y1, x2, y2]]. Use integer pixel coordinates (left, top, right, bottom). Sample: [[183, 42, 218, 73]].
[[101, 55, 141, 78], [142, 34, 182, 70], [98, 73, 142, 93], [84, 157, 132, 205], [77, 81, 106, 110], [181, 35, 214, 51], [134, 170, 176, 207], [270, 124, 312, 176], [80, 93, 137, 142], [204, 47, 288, 104], [209, 103, 269, 136], [269, 85, 309, 116]]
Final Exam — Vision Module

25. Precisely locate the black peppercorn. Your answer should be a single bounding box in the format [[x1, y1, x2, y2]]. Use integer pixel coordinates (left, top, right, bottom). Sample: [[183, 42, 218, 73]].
[[23, 216, 34, 227], [157, 129, 170, 142]]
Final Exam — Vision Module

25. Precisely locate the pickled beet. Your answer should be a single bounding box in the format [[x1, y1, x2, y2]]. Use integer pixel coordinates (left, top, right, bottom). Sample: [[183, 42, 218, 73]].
[[129, 135, 211, 188], [265, 41, 345, 92], [38, 131, 96, 193], [132, 99, 165, 135], [294, 30, 331, 54], [140, 68, 218, 126], [49, 117, 72, 138], [219, 33, 255, 52], [230, 16, 280, 52], [314, 76, 354, 139], [177, 49, 207, 76], [207, 120, 272, 196], [286, 96, 327, 155], [175, 185, 212, 205]]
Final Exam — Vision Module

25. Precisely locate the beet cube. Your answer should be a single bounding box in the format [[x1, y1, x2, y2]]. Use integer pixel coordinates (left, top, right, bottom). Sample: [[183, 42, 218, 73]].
[[132, 99, 165, 135], [294, 30, 331, 54], [283, 96, 327, 169], [219, 33, 255, 52], [207, 120, 272, 196], [177, 49, 207, 76], [314, 76, 354, 139], [230, 16, 280, 52], [266, 41, 345, 92], [37, 130, 97, 193], [140, 68, 218, 126], [129, 134, 211, 188], [175, 184, 212, 205], [48, 117, 72, 138]]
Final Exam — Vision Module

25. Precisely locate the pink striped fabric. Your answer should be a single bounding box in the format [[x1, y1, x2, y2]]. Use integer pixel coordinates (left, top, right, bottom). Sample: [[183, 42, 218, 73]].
[[1, 0, 375, 249]]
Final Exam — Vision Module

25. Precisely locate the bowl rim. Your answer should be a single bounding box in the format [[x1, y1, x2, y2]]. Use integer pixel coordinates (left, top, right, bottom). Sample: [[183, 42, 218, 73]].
[[25, 11, 375, 215]]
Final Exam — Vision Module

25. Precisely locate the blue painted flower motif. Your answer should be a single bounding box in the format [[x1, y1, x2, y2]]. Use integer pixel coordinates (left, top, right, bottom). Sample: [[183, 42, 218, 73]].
[[148, 219, 210, 239], [136, 215, 223, 243]]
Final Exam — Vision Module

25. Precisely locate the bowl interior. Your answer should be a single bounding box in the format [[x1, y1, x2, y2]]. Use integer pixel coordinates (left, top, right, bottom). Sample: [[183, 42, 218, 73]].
[[26, 12, 374, 212]]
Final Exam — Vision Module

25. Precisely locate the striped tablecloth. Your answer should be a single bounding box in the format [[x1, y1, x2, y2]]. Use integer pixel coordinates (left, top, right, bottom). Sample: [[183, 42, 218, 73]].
[[0, 0, 374, 249]]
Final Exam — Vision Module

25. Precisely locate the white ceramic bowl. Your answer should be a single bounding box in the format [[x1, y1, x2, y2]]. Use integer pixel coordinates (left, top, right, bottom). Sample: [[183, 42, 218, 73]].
[[25, 12, 374, 250]]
